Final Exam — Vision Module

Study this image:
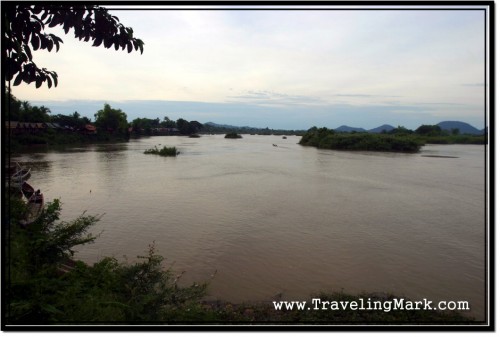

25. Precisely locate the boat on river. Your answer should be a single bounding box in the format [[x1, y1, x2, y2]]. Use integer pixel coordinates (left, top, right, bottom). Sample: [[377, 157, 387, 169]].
[[20, 190, 44, 226], [21, 181, 35, 199], [11, 163, 31, 185]]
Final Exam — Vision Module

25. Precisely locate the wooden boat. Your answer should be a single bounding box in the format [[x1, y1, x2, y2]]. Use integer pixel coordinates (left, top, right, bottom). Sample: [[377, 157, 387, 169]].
[[20, 191, 44, 226], [21, 181, 35, 199], [11, 163, 31, 185]]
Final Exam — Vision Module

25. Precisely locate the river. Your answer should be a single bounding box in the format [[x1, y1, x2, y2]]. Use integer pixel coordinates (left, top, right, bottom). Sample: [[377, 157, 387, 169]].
[[10, 135, 487, 320]]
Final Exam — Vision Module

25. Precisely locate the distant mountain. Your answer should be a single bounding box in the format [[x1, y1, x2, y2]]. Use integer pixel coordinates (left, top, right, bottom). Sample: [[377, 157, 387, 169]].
[[204, 121, 484, 135], [203, 122, 305, 135], [368, 124, 395, 133], [437, 121, 482, 135], [334, 125, 366, 133], [205, 122, 254, 130]]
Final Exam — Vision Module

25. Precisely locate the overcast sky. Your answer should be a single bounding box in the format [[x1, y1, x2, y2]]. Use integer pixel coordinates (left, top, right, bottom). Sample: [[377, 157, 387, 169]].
[[11, 5, 488, 130]]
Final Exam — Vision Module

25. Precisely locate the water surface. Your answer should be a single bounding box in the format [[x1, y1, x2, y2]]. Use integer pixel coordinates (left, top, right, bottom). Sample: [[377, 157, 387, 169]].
[[11, 135, 486, 319]]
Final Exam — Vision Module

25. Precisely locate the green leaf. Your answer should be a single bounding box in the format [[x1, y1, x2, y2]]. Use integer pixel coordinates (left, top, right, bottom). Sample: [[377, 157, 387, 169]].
[[48, 17, 59, 28], [31, 35, 40, 50], [13, 73, 23, 86], [104, 38, 112, 48], [47, 39, 53, 52], [50, 34, 62, 52], [92, 37, 102, 47], [40, 35, 47, 49], [24, 45, 32, 61]]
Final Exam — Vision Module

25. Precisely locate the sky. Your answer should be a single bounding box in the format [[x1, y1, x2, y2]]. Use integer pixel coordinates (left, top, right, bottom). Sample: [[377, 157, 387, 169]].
[[10, 5, 489, 130]]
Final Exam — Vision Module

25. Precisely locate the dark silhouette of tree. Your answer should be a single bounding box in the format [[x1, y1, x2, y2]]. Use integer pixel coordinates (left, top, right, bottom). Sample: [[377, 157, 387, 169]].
[[415, 124, 442, 136], [94, 103, 128, 134], [176, 118, 203, 135], [4, 92, 51, 122], [389, 126, 413, 135], [161, 116, 176, 128], [4, 4, 144, 88]]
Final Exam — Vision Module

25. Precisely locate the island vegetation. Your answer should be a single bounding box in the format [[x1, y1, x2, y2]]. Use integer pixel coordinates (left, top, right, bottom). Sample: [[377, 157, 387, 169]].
[[299, 125, 485, 153], [299, 127, 424, 153], [224, 132, 243, 139], [144, 145, 178, 157]]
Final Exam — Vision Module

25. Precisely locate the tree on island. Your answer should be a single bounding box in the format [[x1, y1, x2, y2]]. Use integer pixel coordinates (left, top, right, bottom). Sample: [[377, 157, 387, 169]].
[[4, 4, 144, 88], [415, 124, 442, 136]]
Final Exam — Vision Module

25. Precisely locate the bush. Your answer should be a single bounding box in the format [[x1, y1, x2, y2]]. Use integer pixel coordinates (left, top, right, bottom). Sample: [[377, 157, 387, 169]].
[[144, 146, 178, 157], [5, 193, 207, 324], [224, 132, 242, 139]]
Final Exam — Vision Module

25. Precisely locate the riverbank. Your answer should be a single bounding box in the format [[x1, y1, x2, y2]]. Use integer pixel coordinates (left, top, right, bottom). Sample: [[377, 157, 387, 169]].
[[6, 131, 130, 153], [4, 189, 475, 325]]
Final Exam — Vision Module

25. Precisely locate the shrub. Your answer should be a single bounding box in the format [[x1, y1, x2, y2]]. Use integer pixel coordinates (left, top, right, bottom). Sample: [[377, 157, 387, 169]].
[[5, 193, 207, 324], [144, 146, 178, 157], [224, 132, 242, 139]]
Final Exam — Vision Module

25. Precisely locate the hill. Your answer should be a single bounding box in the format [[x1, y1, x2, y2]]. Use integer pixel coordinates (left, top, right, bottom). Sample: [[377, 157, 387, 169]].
[[368, 124, 395, 133], [203, 122, 305, 136], [437, 121, 482, 135], [334, 125, 366, 133]]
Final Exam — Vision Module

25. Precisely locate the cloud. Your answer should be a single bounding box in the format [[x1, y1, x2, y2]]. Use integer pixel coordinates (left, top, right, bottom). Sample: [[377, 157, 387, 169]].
[[413, 102, 468, 106], [227, 90, 326, 107], [12, 8, 486, 131], [333, 94, 403, 98]]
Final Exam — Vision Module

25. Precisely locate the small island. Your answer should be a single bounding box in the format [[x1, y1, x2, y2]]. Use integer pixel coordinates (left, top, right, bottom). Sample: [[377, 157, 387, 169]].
[[144, 145, 179, 157], [224, 132, 242, 139], [299, 127, 423, 153]]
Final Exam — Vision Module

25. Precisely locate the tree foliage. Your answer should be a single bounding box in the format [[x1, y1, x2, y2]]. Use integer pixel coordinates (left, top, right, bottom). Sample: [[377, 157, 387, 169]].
[[94, 103, 128, 134], [4, 4, 144, 88], [176, 118, 203, 135], [6, 193, 207, 324], [415, 124, 442, 136], [299, 127, 423, 153], [5, 90, 51, 122]]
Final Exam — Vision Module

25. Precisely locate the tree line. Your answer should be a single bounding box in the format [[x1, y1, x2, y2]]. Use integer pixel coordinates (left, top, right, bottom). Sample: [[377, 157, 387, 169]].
[[5, 92, 203, 137]]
